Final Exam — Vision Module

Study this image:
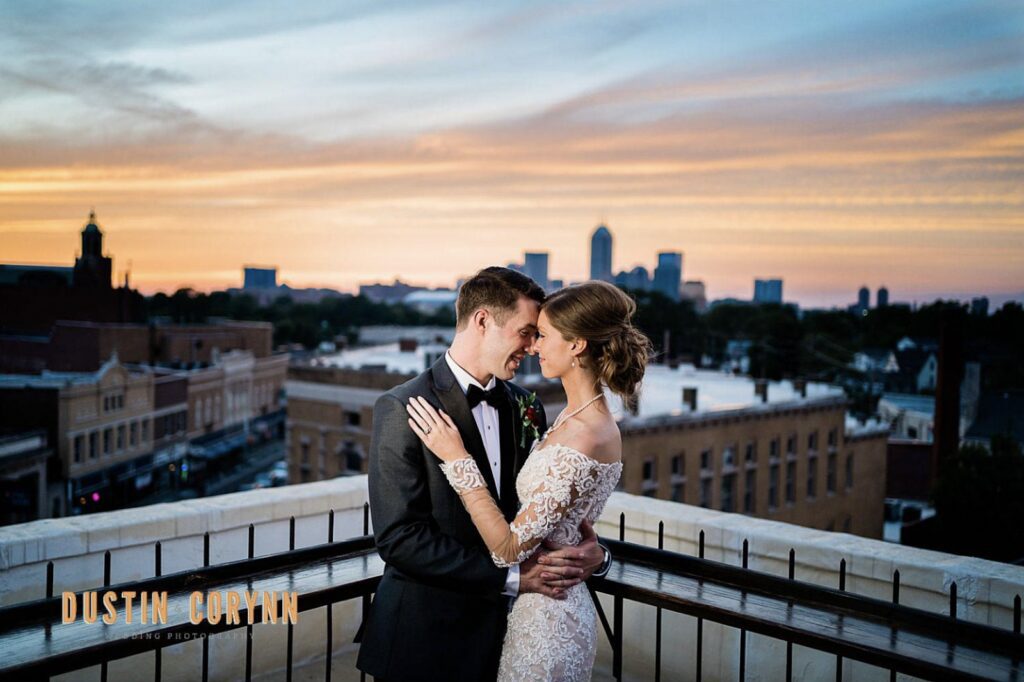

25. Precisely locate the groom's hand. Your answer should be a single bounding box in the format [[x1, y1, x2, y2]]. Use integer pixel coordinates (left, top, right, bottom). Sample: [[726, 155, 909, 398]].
[[538, 519, 605, 582], [519, 552, 578, 599]]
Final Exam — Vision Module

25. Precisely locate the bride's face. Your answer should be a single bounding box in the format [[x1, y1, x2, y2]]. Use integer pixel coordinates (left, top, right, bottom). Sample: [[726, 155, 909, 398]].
[[532, 310, 578, 379]]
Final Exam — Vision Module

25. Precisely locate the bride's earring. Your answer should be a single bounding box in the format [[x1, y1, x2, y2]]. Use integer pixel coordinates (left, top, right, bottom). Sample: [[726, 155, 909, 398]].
[[571, 358, 576, 369]]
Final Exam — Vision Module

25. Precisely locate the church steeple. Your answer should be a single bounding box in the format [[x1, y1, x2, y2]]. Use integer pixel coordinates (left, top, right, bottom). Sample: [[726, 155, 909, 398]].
[[74, 209, 112, 289]]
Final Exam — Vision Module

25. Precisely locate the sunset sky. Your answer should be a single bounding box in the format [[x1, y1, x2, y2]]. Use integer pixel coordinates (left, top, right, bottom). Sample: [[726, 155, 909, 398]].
[[1, 0, 1022, 308]]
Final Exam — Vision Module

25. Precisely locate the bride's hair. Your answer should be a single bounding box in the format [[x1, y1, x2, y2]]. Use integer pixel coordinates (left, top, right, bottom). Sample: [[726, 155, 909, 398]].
[[542, 280, 653, 411]]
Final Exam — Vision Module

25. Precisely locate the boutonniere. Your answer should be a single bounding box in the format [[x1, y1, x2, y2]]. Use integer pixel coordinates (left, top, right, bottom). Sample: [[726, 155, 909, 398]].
[[515, 392, 542, 448]]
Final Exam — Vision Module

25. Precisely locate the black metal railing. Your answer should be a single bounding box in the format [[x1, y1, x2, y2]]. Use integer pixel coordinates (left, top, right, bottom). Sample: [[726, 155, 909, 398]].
[[0, 505, 1021, 681]]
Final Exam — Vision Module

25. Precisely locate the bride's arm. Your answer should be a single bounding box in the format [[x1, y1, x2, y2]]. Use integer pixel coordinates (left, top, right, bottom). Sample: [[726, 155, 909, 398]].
[[439, 456, 581, 566], [406, 397, 582, 567]]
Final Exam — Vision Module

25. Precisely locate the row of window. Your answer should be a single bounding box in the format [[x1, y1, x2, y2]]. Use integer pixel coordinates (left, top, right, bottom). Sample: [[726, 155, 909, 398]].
[[72, 420, 150, 464], [103, 393, 125, 412], [646, 449, 855, 515]]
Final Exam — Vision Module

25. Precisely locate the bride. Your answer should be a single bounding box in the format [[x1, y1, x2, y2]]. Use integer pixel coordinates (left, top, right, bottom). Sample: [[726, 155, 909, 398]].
[[406, 280, 652, 681]]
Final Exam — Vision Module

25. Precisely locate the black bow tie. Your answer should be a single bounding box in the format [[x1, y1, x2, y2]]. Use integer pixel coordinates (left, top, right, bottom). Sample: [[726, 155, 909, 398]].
[[466, 384, 508, 410]]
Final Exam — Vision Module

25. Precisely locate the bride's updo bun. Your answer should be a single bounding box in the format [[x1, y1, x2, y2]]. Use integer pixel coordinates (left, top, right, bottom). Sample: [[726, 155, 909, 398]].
[[542, 280, 653, 411]]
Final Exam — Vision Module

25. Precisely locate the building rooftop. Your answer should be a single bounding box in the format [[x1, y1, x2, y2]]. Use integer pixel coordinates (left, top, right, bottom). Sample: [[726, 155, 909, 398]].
[[879, 392, 935, 416], [317, 342, 446, 375]]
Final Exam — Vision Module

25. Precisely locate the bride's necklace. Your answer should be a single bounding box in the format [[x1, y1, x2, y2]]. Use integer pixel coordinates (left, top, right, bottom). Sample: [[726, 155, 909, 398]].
[[541, 393, 605, 442]]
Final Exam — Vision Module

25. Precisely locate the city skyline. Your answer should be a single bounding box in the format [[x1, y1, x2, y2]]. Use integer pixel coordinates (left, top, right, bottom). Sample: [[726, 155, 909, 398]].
[[2, 1, 1023, 308]]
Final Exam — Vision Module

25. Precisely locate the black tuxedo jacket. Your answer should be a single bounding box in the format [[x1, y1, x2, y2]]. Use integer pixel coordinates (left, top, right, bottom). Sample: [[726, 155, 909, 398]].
[[356, 355, 547, 682]]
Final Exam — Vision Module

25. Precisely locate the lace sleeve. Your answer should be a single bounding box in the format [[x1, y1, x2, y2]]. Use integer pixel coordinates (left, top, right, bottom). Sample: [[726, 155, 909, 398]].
[[440, 453, 594, 567]]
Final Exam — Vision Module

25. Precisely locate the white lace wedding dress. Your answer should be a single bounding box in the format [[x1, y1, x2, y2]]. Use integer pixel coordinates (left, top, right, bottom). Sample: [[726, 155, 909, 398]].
[[440, 441, 623, 682]]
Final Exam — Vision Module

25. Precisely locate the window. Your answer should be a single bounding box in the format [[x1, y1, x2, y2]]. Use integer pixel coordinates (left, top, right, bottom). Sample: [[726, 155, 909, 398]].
[[845, 453, 854, 489], [700, 477, 712, 508], [722, 445, 736, 469], [141, 420, 149, 442], [700, 449, 712, 471], [74, 435, 83, 463], [807, 456, 818, 499], [721, 473, 736, 513], [642, 458, 657, 495], [769, 464, 779, 510], [744, 442, 757, 465], [130, 422, 138, 446], [89, 432, 98, 459], [346, 411, 361, 427], [103, 428, 112, 455], [786, 434, 797, 457], [769, 438, 780, 460], [117, 424, 125, 451], [671, 454, 684, 477], [807, 430, 818, 453], [671, 483, 685, 503], [744, 469, 756, 514], [301, 440, 310, 464], [785, 461, 796, 504], [827, 452, 837, 493], [828, 428, 838, 450], [843, 516, 852, 533]]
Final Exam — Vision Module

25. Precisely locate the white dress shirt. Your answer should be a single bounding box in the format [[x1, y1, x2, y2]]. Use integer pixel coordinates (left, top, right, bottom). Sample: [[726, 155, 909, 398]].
[[444, 350, 520, 597]]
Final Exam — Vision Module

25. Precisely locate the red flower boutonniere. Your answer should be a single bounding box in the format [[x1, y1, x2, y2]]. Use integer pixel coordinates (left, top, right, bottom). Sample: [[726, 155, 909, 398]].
[[516, 392, 542, 448]]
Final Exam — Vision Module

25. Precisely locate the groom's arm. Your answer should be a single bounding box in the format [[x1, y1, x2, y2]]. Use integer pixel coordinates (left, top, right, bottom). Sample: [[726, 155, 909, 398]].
[[369, 393, 509, 597]]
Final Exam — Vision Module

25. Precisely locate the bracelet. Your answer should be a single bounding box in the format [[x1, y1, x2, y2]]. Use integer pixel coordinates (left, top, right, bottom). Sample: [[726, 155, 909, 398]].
[[592, 545, 612, 578]]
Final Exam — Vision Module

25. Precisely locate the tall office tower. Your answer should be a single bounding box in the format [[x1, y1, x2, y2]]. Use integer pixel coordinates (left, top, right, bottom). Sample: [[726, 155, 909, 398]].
[[877, 286, 889, 308], [754, 278, 783, 304], [590, 225, 613, 282], [244, 267, 278, 289], [858, 286, 870, 310], [653, 252, 683, 301], [523, 252, 549, 290]]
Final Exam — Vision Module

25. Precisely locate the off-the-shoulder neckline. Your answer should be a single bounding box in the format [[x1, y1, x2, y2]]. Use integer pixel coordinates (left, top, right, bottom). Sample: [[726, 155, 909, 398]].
[[532, 442, 622, 468]]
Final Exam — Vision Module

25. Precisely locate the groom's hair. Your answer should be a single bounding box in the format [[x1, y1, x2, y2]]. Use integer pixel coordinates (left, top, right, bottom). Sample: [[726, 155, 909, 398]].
[[456, 266, 545, 331]]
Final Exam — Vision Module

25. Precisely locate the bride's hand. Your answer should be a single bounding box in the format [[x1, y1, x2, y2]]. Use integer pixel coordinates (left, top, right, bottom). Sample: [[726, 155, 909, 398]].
[[406, 396, 469, 463]]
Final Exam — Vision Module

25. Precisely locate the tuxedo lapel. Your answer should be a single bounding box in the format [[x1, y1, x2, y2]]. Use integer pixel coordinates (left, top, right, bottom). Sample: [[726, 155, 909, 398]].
[[430, 356, 500, 500]]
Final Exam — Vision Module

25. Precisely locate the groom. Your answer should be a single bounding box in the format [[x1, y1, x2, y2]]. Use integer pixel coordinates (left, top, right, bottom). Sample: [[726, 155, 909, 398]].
[[356, 267, 611, 682]]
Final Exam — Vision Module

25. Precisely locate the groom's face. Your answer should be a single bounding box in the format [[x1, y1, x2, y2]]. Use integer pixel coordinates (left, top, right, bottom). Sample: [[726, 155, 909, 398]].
[[483, 295, 540, 381]]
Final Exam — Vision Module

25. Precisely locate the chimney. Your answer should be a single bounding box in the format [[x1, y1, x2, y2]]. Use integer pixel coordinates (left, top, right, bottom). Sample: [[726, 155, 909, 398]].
[[682, 387, 697, 411], [754, 379, 768, 403], [793, 378, 807, 398]]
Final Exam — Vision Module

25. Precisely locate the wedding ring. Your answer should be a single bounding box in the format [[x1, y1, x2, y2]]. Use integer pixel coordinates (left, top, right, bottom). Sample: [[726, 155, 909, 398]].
[[424, 426, 432, 435]]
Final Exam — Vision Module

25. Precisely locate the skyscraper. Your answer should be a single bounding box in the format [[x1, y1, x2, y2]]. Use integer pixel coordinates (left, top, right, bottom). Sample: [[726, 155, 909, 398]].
[[858, 286, 870, 310], [590, 225, 613, 282], [244, 267, 278, 289], [754, 278, 783, 304], [652, 252, 683, 301], [523, 252, 549, 290], [877, 286, 889, 308]]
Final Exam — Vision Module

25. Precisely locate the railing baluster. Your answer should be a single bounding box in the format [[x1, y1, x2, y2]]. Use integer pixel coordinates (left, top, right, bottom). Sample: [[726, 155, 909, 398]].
[[246, 524, 255, 682], [950, 581, 957, 619], [287, 517, 295, 682], [102, 550, 110, 682], [325, 511, 334, 682], [697, 530, 704, 682], [786, 548, 795, 682], [45, 560, 54, 640], [203, 532, 210, 682], [155, 542, 162, 682], [836, 559, 846, 682], [361, 503, 370, 682], [740, 539, 748, 682], [1014, 594, 1021, 635], [613, 512, 625, 681], [655, 521, 663, 682], [890, 569, 900, 682]]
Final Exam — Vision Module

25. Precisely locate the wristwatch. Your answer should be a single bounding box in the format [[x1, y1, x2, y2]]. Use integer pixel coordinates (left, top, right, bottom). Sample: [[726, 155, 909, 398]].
[[592, 544, 612, 578]]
